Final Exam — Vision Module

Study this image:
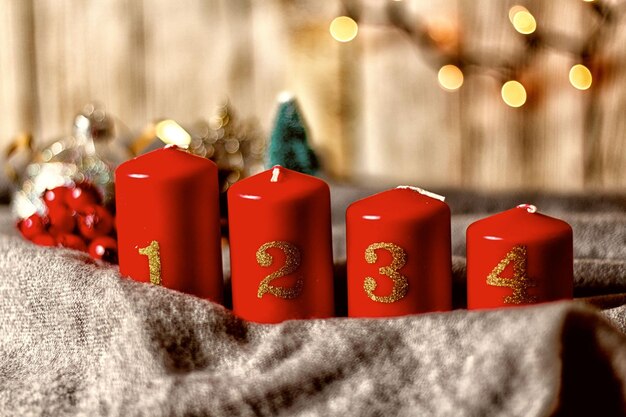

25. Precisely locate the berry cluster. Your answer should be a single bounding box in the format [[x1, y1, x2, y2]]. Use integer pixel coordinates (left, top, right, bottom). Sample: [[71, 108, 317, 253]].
[[17, 182, 118, 263]]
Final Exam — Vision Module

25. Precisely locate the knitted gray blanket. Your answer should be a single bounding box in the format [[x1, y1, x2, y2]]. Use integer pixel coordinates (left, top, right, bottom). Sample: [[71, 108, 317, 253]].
[[0, 187, 625, 416]]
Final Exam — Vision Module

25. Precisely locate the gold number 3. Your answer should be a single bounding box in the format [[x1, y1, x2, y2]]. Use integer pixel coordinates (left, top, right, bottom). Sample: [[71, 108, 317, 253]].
[[138, 240, 162, 286], [364, 242, 409, 303], [486, 245, 537, 304], [256, 241, 304, 299]]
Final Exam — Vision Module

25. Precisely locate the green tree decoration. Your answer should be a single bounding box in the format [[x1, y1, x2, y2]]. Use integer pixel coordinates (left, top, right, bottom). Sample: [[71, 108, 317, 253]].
[[267, 93, 320, 176]]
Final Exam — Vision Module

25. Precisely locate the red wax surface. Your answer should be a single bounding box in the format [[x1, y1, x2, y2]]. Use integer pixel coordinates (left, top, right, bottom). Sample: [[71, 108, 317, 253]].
[[228, 166, 334, 323], [115, 146, 223, 302], [466, 205, 573, 309], [346, 188, 452, 317]]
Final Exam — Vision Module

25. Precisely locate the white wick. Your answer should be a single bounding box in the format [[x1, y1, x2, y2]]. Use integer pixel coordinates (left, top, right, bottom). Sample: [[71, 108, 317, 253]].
[[396, 185, 446, 202], [270, 166, 281, 182], [517, 203, 537, 213]]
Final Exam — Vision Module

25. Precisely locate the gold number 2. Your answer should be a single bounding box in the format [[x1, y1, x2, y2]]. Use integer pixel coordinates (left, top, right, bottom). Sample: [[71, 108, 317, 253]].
[[138, 240, 162, 286], [256, 241, 304, 299], [364, 242, 409, 303], [486, 245, 537, 304]]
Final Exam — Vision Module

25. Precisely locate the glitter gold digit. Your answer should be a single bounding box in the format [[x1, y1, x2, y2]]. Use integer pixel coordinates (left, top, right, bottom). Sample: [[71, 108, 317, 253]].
[[138, 240, 162, 286], [364, 242, 409, 303], [486, 245, 537, 304], [256, 241, 304, 299]]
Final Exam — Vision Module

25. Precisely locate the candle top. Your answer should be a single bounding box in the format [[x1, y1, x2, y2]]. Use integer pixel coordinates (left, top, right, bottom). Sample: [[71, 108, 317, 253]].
[[467, 205, 572, 241], [348, 187, 449, 221], [228, 166, 328, 202], [116, 146, 215, 180]]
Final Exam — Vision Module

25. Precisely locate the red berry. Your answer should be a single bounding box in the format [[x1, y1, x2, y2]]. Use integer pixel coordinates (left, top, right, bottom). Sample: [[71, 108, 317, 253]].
[[77, 205, 114, 239], [31, 233, 56, 247], [43, 186, 71, 209], [88, 236, 118, 263], [67, 183, 102, 212], [56, 233, 88, 252], [48, 205, 76, 235], [18, 214, 47, 239]]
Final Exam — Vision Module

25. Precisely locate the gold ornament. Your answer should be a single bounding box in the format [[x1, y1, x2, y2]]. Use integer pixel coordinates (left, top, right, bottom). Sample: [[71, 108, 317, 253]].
[[188, 100, 265, 193], [10, 103, 128, 219], [132, 100, 265, 193]]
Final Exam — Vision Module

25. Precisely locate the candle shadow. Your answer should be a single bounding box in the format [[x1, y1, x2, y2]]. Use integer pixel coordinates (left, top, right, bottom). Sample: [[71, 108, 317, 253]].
[[333, 262, 348, 317]]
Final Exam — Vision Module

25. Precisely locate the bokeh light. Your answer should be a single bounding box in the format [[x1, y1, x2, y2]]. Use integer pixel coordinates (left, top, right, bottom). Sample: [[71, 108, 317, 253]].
[[426, 17, 459, 54], [508, 5, 528, 24], [512, 10, 537, 34], [156, 120, 191, 147], [330, 16, 358, 42], [438, 65, 464, 91], [569, 64, 593, 90], [501, 81, 527, 107]]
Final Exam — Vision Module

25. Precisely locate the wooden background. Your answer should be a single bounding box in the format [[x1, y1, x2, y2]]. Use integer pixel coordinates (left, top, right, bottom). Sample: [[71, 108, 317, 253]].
[[0, 0, 624, 191]]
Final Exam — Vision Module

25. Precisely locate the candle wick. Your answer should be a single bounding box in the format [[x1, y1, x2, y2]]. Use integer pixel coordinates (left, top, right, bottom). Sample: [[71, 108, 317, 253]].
[[517, 204, 538, 213], [396, 185, 445, 202], [270, 166, 281, 183]]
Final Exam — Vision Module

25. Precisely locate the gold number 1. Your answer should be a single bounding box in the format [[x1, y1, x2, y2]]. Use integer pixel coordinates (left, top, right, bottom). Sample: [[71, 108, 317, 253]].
[[138, 240, 162, 286], [486, 245, 536, 304], [364, 242, 409, 303]]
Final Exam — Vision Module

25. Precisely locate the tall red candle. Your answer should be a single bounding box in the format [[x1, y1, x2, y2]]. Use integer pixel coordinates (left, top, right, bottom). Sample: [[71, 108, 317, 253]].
[[115, 146, 223, 301], [227, 166, 334, 323], [466, 204, 573, 309], [346, 186, 452, 317]]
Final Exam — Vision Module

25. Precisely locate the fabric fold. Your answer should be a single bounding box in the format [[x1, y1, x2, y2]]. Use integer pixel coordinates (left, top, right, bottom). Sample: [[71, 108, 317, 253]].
[[1, 235, 625, 416]]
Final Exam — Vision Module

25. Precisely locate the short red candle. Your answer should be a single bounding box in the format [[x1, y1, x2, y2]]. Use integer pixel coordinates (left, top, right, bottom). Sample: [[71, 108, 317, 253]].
[[466, 204, 573, 309], [346, 186, 452, 317], [115, 146, 223, 301], [227, 166, 334, 323]]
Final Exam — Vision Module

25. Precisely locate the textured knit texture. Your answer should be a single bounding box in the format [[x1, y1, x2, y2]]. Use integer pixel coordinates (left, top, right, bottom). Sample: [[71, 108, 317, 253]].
[[1, 187, 626, 416]]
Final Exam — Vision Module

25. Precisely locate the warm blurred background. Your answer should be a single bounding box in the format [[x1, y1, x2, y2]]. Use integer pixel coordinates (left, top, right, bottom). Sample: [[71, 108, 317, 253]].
[[0, 0, 624, 192]]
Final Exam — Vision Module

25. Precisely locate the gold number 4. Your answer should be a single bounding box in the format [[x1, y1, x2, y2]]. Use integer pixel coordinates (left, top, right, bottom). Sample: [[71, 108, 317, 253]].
[[256, 241, 304, 299], [364, 242, 409, 303], [138, 240, 162, 286], [486, 245, 537, 304]]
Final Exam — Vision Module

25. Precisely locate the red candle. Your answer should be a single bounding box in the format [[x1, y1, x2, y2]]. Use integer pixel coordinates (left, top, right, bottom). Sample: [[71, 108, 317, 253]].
[[228, 166, 334, 323], [466, 204, 573, 309], [115, 146, 223, 301], [346, 186, 452, 317]]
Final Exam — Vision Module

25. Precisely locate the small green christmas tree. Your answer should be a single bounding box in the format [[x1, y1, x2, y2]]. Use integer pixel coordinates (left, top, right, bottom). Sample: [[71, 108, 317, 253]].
[[267, 93, 320, 175]]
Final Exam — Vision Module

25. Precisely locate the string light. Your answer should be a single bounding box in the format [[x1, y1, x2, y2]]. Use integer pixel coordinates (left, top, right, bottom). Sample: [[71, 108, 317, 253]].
[[512, 10, 537, 34], [330, 16, 358, 42], [438, 65, 464, 91], [501, 81, 527, 107], [337, 0, 622, 108], [569, 64, 593, 90]]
